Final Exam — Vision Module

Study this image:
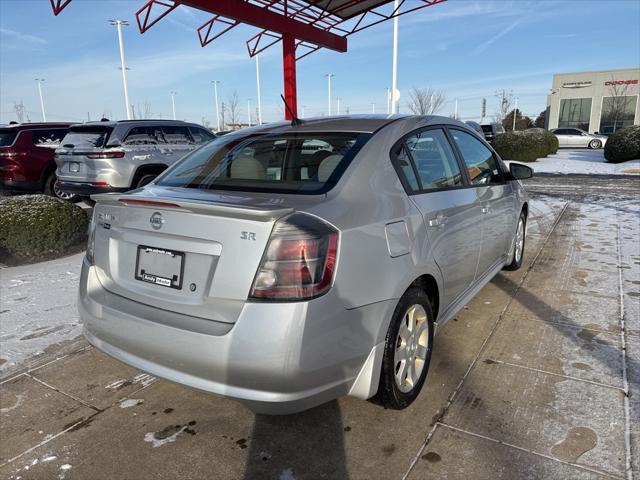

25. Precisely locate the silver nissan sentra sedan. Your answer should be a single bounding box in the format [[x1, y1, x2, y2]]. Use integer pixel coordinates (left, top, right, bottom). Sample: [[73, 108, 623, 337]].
[[79, 115, 532, 414]]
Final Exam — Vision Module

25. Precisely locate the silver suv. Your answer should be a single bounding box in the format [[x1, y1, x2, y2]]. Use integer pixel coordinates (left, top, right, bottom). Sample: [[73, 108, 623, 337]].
[[79, 115, 532, 414], [55, 120, 215, 200]]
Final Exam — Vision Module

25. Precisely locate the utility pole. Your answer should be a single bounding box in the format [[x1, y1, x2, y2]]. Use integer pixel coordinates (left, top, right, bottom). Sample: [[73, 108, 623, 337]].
[[513, 97, 518, 131], [109, 20, 131, 120], [325, 73, 334, 115], [170, 91, 177, 120], [255, 55, 262, 124], [35, 78, 46, 122], [390, 0, 399, 114], [212, 81, 220, 131]]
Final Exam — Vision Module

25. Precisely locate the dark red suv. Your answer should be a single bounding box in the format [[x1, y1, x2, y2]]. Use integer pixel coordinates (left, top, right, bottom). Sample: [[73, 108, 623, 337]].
[[0, 122, 79, 202]]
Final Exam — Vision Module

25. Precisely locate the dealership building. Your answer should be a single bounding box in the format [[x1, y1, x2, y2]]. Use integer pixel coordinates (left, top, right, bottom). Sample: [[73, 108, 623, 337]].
[[546, 67, 640, 134]]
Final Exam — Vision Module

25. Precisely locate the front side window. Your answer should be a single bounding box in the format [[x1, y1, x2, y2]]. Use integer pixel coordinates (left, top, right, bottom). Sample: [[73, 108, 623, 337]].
[[189, 127, 216, 144], [401, 129, 463, 191], [157, 132, 370, 194], [32, 129, 67, 148], [162, 126, 195, 145], [123, 127, 164, 145], [450, 129, 503, 186], [600, 95, 637, 134], [0, 130, 19, 147], [558, 98, 592, 131]]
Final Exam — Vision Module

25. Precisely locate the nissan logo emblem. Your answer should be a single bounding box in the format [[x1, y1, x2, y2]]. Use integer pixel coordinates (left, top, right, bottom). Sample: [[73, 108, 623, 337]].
[[150, 212, 164, 230]]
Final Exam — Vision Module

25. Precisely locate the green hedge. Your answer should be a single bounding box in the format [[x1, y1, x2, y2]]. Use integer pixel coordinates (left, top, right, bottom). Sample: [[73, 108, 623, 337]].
[[492, 128, 558, 162], [604, 125, 640, 163], [0, 195, 89, 259]]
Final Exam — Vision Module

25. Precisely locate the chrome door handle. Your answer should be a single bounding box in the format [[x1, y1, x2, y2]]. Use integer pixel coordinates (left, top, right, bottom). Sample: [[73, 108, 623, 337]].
[[428, 214, 447, 228]]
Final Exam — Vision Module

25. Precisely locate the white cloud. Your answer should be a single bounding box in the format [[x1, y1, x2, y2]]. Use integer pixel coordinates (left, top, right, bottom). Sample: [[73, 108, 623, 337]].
[[474, 19, 521, 53], [0, 27, 47, 45]]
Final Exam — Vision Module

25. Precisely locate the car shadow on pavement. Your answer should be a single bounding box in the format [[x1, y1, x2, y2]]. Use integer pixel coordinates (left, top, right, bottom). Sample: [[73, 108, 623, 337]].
[[493, 274, 638, 384], [242, 400, 349, 479]]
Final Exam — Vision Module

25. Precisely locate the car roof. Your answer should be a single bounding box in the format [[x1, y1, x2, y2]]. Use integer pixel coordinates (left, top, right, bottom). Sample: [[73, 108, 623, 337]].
[[68, 119, 207, 128], [0, 122, 74, 130]]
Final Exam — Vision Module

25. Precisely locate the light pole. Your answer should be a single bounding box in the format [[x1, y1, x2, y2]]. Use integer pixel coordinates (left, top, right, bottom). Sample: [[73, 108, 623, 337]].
[[337, 97, 341, 115], [301, 105, 306, 119], [170, 91, 177, 120], [372, 103, 376, 114], [325, 73, 334, 115], [255, 55, 262, 124], [390, 0, 399, 114], [212, 81, 220, 131], [109, 20, 131, 120], [35, 78, 46, 122], [386, 87, 391, 114], [513, 97, 518, 131], [247, 99, 252, 126], [454, 98, 458, 120]]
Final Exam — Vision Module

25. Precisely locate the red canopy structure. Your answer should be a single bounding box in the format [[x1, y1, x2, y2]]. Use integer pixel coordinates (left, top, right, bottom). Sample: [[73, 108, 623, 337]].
[[50, 0, 447, 119]]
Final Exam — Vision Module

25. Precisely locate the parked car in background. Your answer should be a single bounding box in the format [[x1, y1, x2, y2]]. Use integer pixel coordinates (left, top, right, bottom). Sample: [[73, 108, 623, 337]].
[[481, 122, 506, 142], [550, 128, 608, 148], [55, 119, 216, 202], [0, 122, 78, 201], [465, 121, 485, 136], [79, 115, 532, 414]]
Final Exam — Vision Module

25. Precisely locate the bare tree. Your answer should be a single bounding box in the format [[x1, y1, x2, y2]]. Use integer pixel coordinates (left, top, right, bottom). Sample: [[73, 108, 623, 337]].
[[406, 87, 446, 115], [137, 101, 152, 119], [13, 100, 26, 123], [227, 91, 240, 128], [601, 78, 633, 133], [494, 89, 514, 122]]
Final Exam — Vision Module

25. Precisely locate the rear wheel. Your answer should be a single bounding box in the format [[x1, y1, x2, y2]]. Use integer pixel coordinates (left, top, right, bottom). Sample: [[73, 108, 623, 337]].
[[136, 174, 157, 188], [44, 172, 80, 203], [589, 139, 602, 149], [504, 212, 526, 271], [377, 288, 434, 410]]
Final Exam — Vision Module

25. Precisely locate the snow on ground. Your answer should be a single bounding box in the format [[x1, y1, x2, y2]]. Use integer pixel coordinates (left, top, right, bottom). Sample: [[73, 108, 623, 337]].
[[0, 253, 85, 376], [507, 148, 640, 175]]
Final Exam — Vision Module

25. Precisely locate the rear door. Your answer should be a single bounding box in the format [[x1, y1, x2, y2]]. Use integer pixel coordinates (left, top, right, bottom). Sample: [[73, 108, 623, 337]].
[[449, 128, 515, 278], [554, 129, 569, 147], [392, 127, 481, 308], [159, 125, 198, 165]]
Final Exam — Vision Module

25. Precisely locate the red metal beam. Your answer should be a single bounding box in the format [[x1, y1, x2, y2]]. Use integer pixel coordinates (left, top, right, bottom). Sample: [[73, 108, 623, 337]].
[[50, 0, 72, 16], [179, 0, 347, 52], [136, 0, 179, 33], [197, 15, 239, 47], [282, 33, 298, 119]]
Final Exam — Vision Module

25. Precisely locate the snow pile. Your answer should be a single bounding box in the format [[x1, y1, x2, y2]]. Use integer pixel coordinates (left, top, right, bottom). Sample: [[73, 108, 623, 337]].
[[507, 148, 640, 175]]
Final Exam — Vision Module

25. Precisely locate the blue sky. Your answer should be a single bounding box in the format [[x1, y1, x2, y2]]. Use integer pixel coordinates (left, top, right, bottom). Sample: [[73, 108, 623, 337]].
[[1, 0, 639, 125]]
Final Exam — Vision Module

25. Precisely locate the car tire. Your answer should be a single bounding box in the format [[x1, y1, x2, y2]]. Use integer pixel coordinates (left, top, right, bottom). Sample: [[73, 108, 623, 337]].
[[136, 174, 157, 188], [589, 139, 602, 149], [44, 172, 81, 203], [504, 211, 526, 271], [377, 287, 435, 410], [81, 196, 96, 207]]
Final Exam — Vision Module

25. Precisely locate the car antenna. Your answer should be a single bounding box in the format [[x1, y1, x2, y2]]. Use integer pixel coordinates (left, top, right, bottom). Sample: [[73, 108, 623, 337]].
[[280, 94, 303, 126]]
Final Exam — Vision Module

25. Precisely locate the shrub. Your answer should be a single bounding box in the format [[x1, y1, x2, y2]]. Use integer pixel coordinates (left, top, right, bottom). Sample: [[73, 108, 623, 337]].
[[492, 128, 558, 162], [0, 195, 89, 259], [604, 125, 640, 163]]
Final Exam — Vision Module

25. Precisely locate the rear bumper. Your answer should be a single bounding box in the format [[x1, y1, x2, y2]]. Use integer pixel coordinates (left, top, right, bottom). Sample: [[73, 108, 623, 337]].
[[79, 258, 394, 414], [58, 181, 129, 197]]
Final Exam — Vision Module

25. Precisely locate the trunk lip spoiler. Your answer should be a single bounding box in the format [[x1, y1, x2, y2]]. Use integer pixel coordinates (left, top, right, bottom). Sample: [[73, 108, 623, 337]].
[[91, 192, 293, 221]]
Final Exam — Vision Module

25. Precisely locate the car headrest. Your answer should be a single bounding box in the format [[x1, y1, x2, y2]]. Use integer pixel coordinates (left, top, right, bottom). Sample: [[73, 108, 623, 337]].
[[317, 155, 343, 182], [230, 156, 266, 180]]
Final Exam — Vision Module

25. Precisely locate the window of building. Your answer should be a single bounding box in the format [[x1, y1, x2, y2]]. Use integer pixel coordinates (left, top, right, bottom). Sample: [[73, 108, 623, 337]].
[[599, 95, 638, 134], [558, 98, 592, 131]]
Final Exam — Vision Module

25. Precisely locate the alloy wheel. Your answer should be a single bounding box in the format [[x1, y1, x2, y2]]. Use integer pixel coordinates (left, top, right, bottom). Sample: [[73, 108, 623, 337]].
[[393, 304, 429, 393]]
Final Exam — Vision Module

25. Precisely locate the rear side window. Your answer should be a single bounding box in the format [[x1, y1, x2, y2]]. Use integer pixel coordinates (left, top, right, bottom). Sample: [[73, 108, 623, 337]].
[[394, 128, 463, 192], [162, 126, 195, 144], [0, 131, 18, 147], [157, 132, 371, 194], [61, 128, 112, 149], [123, 127, 164, 145], [450, 129, 503, 185], [32, 129, 67, 148], [189, 127, 216, 144]]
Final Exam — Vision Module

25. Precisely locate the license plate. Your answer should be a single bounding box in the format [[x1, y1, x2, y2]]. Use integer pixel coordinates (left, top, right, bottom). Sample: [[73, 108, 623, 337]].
[[135, 246, 184, 289], [69, 162, 80, 173]]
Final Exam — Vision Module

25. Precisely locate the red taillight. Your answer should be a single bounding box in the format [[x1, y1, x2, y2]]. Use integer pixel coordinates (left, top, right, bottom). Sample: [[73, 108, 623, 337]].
[[84, 151, 125, 159], [250, 213, 339, 301], [0, 150, 27, 158]]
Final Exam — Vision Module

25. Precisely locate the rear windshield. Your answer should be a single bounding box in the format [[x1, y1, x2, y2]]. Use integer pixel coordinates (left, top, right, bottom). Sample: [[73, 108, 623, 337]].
[[0, 131, 18, 147], [61, 127, 112, 149], [481, 125, 492, 133], [157, 132, 371, 194]]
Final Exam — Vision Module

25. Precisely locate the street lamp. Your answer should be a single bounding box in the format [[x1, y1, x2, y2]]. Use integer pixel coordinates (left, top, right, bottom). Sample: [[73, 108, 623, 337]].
[[211, 81, 221, 131], [247, 99, 252, 126], [390, 0, 399, 114], [255, 55, 262, 124], [170, 91, 177, 120], [337, 97, 341, 115], [325, 73, 334, 115], [109, 20, 132, 120], [35, 78, 46, 122]]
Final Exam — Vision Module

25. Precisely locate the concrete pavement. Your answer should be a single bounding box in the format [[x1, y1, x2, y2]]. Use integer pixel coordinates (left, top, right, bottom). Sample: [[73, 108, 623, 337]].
[[1, 176, 638, 480]]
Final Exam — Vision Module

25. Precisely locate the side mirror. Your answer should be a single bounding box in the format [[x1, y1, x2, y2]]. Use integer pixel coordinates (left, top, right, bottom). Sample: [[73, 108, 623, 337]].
[[509, 162, 533, 180]]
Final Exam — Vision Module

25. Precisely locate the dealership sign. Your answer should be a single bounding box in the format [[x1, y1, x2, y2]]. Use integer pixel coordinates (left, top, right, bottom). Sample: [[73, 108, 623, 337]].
[[562, 81, 592, 88], [605, 79, 638, 86]]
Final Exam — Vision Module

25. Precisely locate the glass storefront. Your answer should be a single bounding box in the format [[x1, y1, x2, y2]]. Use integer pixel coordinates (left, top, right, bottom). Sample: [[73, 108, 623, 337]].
[[558, 98, 592, 131], [599, 95, 638, 134]]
